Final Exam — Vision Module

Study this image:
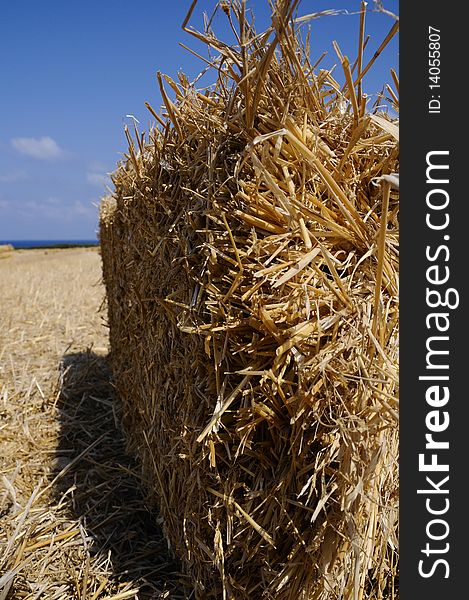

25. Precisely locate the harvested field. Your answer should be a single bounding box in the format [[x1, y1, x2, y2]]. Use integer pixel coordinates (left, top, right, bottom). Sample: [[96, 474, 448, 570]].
[[0, 249, 187, 599]]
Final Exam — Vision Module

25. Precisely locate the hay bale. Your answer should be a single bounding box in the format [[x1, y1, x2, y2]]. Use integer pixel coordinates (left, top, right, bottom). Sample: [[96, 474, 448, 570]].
[[0, 243, 14, 255], [100, 2, 399, 598]]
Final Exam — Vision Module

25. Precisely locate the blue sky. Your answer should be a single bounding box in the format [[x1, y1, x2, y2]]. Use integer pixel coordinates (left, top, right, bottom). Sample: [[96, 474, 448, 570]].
[[0, 0, 398, 241]]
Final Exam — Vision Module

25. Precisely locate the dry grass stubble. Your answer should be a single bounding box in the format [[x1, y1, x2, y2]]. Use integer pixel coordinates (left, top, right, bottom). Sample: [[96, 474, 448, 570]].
[[0, 249, 187, 599]]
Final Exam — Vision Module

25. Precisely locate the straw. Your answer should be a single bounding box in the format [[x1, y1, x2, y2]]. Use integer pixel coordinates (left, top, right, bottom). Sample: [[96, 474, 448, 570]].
[[100, 1, 399, 598]]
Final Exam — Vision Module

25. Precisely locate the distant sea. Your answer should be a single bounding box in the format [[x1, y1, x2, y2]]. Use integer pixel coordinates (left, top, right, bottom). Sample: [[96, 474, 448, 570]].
[[1, 239, 99, 249]]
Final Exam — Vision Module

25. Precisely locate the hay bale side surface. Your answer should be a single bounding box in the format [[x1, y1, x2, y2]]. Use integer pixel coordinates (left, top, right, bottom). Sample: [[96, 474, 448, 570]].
[[100, 2, 399, 598]]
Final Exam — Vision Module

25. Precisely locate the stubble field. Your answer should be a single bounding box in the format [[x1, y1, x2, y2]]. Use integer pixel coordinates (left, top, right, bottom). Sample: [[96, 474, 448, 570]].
[[0, 248, 186, 599]]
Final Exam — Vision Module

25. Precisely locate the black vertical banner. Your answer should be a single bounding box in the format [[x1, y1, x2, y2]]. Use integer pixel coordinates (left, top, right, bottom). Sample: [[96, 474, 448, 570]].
[[400, 3, 467, 598]]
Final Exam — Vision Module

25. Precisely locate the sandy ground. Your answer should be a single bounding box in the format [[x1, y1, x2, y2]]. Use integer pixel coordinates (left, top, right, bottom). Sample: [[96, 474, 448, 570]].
[[0, 249, 186, 599]]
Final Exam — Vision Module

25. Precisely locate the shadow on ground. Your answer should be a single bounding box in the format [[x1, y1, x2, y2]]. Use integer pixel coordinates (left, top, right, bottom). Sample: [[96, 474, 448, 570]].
[[53, 350, 190, 599]]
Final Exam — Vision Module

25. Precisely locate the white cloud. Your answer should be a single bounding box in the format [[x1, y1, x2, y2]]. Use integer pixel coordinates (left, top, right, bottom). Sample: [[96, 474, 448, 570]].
[[44, 196, 62, 206], [86, 172, 110, 187], [71, 200, 96, 217], [88, 160, 107, 172], [0, 196, 96, 222], [0, 170, 28, 183], [11, 136, 66, 160], [0, 198, 12, 209]]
